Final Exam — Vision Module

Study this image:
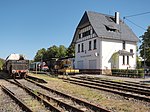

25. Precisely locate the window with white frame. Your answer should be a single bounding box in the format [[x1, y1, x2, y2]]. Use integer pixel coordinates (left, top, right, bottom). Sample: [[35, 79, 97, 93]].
[[79, 34, 82, 39], [93, 39, 97, 49], [123, 55, 125, 65], [81, 43, 84, 52], [127, 56, 129, 65], [89, 41, 92, 50], [78, 44, 80, 53]]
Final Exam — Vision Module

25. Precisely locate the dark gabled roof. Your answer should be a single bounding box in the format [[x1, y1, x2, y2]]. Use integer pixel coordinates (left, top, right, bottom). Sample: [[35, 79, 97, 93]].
[[71, 11, 139, 45]]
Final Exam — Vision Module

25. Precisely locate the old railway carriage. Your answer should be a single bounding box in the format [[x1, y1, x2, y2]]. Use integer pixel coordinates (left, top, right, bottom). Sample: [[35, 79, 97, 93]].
[[71, 11, 139, 74], [4, 54, 29, 78]]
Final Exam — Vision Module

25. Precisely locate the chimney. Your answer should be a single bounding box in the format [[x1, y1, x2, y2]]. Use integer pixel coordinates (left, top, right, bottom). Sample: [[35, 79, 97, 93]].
[[115, 12, 119, 24]]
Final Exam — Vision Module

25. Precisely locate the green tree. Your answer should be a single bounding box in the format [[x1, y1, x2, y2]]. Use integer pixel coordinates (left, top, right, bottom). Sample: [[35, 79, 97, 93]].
[[0, 58, 4, 70], [136, 56, 142, 68], [34, 45, 68, 62], [58, 45, 67, 58], [46, 45, 59, 59], [111, 52, 119, 68], [66, 44, 75, 57], [139, 26, 150, 66], [46, 45, 67, 59], [34, 48, 46, 62]]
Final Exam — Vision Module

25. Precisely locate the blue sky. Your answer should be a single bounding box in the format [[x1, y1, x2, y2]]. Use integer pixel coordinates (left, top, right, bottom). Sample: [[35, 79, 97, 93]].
[[0, 0, 150, 60]]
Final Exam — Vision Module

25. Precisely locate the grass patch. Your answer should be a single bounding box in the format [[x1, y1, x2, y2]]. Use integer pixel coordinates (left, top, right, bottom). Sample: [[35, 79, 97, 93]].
[[28, 73, 150, 112], [111, 79, 124, 82]]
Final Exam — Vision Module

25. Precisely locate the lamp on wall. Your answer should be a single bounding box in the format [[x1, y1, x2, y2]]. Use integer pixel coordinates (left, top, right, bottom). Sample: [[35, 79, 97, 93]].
[[95, 52, 99, 56]]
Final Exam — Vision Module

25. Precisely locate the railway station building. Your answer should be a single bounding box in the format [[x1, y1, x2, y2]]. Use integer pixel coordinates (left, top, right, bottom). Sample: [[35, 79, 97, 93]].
[[71, 11, 139, 74]]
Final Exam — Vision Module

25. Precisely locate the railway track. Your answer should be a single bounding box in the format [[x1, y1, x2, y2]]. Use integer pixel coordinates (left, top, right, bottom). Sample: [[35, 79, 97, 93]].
[[73, 77, 150, 96], [1, 79, 59, 112], [61, 77, 150, 102], [25, 78, 110, 112], [0, 86, 24, 112], [0, 85, 33, 112], [0, 74, 110, 112], [27, 75, 47, 83], [16, 79, 89, 112], [86, 77, 150, 89]]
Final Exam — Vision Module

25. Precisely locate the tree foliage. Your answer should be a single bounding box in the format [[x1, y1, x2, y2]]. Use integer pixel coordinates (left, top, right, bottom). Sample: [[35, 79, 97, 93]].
[[46, 45, 67, 59], [139, 26, 150, 66], [136, 56, 142, 69], [58, 45, 67, 58], [34, 45, 70, 62], [34, 48, 46, 62], [66, 44, 75, 57], [111, 52, 119, 68], [46, 45, 59, 59], [0, 58, 4, 70]]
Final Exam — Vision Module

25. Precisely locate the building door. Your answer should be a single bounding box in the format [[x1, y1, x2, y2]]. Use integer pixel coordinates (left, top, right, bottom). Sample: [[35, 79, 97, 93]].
[[77, 61, 83, 69], [89, 60, 96, 69]]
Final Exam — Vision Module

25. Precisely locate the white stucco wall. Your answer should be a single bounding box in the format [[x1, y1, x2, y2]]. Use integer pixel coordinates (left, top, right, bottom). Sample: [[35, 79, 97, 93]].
[[75, 25, 101, 69], [101, 38, 137, 70], [75, 26, 137, 70], [118, 42, 137, 69], [101, 39, 122, 69], [75, 37, 100, 69]]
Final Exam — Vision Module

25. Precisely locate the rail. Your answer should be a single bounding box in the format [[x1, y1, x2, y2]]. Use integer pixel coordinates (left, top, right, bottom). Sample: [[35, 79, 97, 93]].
[[62, 77, 150, 102], [0, 85, 33, 112], [26, 78, 110, 112]]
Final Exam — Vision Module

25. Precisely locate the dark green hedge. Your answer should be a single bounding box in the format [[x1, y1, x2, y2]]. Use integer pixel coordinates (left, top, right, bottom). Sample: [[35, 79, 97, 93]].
[[111, 69, 144, 78]]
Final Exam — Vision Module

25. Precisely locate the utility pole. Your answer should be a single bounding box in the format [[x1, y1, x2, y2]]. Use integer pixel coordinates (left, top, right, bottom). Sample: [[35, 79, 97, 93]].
[[41, 54, 43, 71], [36, 62, 37, 74], [144, 42, 146, 78]]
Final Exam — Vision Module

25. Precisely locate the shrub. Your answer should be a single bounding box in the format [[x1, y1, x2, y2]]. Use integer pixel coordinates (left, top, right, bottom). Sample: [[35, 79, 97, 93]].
[[111, 69, 144, 78], [138, 69, 144, 78]]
